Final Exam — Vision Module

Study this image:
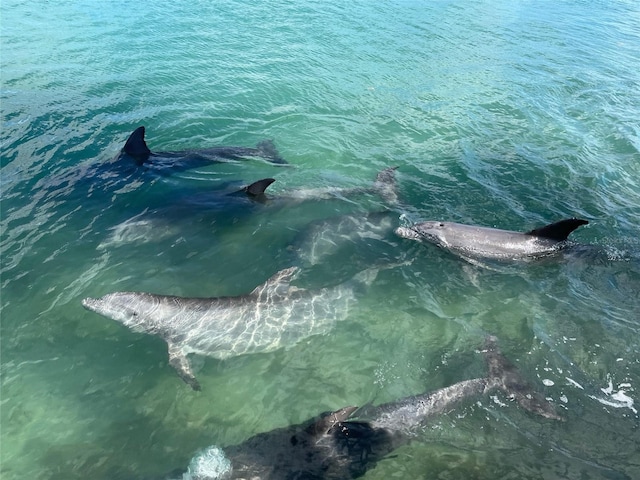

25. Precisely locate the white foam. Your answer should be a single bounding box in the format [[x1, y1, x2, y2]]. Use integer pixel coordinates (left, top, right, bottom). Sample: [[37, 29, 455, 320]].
[[589, 375, 637, 415], [565, 377, 584, 390], [182, 446, 232, 480]]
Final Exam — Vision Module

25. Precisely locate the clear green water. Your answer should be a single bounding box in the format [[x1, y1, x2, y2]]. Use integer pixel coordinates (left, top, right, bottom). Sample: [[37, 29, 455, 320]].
[[1, 1, 639, 479]]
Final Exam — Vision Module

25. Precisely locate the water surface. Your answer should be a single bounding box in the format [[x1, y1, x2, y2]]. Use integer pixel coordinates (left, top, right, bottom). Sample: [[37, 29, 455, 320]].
[[2, 1, 639, 479]]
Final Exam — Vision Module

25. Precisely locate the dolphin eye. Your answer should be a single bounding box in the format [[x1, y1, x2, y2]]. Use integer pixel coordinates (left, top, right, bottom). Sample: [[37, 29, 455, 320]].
[[439, 223, 445, 227]]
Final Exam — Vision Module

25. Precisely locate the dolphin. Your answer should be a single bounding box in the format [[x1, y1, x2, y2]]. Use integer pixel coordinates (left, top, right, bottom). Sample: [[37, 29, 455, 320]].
[[176, 336, 561, 480], [95, 178, 276, 250], [96, 167, 398, 250], [119, 126, 288, 168], [82, 267, 378, 391], [395, 218, 589, 262]]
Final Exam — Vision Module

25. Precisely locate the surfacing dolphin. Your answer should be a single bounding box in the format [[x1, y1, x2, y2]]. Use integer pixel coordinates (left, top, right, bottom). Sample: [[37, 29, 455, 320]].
[[175, 336, 561, 480], [82, 266, 378, 391], [396, 218, 589, 263], [119, 126, 288, 168]]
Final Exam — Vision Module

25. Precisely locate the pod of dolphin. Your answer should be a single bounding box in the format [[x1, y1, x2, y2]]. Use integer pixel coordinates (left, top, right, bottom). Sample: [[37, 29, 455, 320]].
[[81, 127, 588, 479]]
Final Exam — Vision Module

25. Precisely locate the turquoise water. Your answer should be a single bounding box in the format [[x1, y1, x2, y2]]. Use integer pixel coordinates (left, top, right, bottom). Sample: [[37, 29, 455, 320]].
[[2, 0, 639, 478]]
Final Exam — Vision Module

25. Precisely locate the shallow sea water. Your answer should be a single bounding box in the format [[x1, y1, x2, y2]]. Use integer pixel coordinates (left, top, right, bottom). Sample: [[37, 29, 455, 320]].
[[1, 1, 640, 479]]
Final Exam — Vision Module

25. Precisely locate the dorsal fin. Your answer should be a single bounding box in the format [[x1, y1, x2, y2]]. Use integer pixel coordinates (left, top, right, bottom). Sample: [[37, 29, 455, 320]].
[[525, 218, 588, 241], [123, 126, 152, 166], [227, 178, 275, 202], [249, 267, 299, 297], [245, 178, 275, 196]]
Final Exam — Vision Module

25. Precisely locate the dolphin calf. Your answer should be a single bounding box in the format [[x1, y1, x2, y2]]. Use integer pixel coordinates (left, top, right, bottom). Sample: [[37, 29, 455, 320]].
[[176, 336, 561, 480], [395, 218, 589, 262], [119, 126, 287, 168], [82, 267, 378, 390]]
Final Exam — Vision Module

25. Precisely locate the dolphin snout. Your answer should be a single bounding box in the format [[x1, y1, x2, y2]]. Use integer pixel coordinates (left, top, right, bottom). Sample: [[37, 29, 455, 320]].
[[81, 297, 99, 311]]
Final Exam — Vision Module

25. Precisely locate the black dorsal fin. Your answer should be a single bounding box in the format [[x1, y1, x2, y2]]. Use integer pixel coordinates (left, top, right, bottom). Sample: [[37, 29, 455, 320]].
[[123, 126, 152, 166], [245, 178, 275, 196], [525, 218, 589, 241]]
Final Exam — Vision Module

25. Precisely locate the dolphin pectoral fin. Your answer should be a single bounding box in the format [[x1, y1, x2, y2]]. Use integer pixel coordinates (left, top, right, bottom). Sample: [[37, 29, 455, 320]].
[[122, 126, 152, 166], [482, 336, 562, 420], [256, 139, 288, 165], [525, 218, 589, 241], [168, 344, 201, 391], [250, 267, 300, 297]]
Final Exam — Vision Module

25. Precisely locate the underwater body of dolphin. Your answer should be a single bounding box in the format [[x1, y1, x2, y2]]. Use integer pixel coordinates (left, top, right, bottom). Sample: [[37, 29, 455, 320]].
[[82, 267, 377, 391], [176, 336, 561, 480], [396, 218, 589, 261], [96, 167, 398, 250], [119, 126, 287, 168]]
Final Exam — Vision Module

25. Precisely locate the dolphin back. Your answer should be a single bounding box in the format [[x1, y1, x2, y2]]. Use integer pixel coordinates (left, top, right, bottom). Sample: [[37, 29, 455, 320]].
[[525, 218, 588, 241]]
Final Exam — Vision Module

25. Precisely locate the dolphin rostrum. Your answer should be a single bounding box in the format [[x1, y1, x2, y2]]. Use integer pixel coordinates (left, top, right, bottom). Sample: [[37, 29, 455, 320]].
[[120, 126, 288, 167], [395, 218, 589, 262], [82, 267, 378, 391], [176, 336, 561, 480]]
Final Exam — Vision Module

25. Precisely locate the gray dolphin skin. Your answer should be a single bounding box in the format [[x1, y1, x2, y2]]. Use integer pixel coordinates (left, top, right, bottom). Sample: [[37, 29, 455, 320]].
[[82, 267, 377, 391], [395, 218, 589, 261], [176, 336, 561, 480], [120, 126, 287, 167]]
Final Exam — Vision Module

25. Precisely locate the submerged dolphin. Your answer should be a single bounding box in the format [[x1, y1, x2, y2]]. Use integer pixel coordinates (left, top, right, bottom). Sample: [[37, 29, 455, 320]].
[[96, 167, 398, 250], [176, 336, 561, 480], [396, 218, 589, 262], [95, 177, 275, 250], [120, 126, 287, 168], [82, 267, 377, 390]]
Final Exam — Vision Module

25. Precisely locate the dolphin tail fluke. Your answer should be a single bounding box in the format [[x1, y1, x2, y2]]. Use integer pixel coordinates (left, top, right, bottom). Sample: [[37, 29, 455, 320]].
[[526, 218, 589, 241], [256, 139, 288, 165], [373, 166, 399, 204], [168, 344, 201, 391], [123, 126, 152, 166], [482, 336, 562, 420]]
